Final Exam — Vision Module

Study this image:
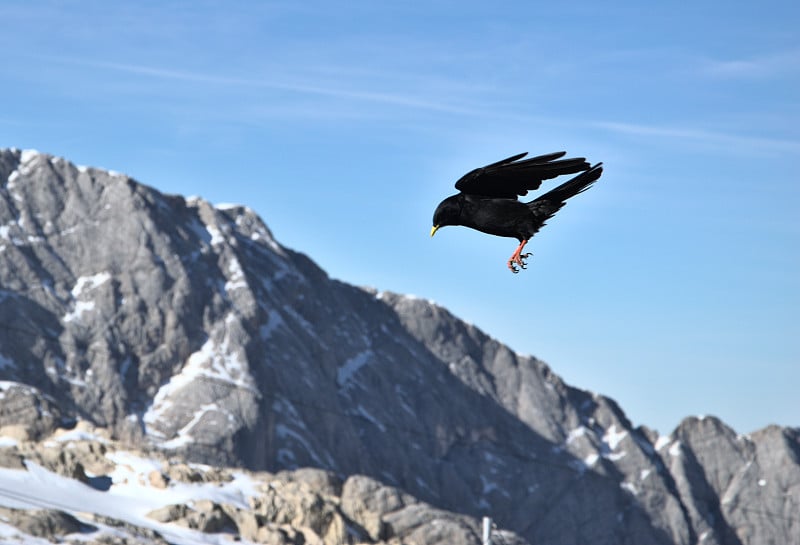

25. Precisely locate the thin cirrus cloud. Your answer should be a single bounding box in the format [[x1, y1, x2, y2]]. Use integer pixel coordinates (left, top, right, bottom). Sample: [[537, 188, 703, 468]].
[[699, 48, 800, 79], [589, 120, 800, 155], [40, 55, 488, 118], [34, 54, 800, 156]]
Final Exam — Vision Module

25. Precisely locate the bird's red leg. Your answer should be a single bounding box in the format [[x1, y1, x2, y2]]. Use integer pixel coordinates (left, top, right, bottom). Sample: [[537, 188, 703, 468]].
[[507, 240, 531, 273]]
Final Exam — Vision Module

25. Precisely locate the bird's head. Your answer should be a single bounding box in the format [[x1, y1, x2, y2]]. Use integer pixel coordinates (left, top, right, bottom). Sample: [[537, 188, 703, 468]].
[[431, 195, 462, 237]]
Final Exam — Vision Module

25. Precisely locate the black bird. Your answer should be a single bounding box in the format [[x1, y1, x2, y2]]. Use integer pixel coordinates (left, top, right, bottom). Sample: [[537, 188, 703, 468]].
[[431, 151, 603, 273]]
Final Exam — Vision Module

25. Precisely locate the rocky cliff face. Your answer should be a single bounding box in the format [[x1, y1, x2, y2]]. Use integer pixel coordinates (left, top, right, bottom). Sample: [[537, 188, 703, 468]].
[[0, 148, 797, 545]]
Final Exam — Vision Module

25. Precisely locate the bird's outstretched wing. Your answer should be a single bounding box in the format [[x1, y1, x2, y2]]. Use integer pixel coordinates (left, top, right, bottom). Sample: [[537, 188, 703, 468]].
[[454, 151, 591, 199]]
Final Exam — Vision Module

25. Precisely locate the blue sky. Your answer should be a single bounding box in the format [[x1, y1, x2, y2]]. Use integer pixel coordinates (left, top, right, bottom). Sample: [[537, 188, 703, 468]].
[[1, 1, 798, 435]]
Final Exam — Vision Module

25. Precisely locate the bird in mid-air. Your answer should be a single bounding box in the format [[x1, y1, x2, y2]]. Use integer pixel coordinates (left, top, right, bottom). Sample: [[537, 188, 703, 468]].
[[431, 151, 603, 273]]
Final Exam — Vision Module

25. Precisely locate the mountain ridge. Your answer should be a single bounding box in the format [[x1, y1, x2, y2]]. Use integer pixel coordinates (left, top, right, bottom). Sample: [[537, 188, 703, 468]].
[[0, 148, 797, 545]]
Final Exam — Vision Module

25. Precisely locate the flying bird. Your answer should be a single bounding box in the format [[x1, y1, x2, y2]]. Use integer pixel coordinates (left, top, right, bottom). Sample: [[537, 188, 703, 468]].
[[431, 151, 603, 273]]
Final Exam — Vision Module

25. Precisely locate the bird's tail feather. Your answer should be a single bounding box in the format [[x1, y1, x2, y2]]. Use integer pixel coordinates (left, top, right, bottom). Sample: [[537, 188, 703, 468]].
[[531, 163, 603, 206]]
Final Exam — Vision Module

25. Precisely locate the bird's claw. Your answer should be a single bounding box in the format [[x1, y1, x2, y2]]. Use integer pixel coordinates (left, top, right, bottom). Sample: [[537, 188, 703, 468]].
[[507, 253, 532, 274]]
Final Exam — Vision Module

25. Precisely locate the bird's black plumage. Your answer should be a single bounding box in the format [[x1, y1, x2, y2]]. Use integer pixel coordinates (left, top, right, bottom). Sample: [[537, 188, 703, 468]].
[[431, 152, 603, 272]]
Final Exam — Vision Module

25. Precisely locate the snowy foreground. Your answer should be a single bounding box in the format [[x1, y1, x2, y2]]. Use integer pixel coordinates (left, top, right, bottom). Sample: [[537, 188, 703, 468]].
[[0, 462, 255, 544], [0, 421, 510, 545], [0, 433, 261, 544]]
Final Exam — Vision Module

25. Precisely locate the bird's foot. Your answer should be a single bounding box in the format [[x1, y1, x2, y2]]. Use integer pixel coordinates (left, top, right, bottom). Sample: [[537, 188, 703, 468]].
[[507, 253, 532, 274], [507, 240, 531, 274]]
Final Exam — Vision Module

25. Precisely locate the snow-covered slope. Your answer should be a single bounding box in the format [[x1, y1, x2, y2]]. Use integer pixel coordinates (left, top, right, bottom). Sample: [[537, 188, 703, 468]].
[[0, 149, 798, 545]]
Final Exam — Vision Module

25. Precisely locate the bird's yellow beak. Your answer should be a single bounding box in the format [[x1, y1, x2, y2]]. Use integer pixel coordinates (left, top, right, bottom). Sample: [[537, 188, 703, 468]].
[[430, 225, 440, 237]]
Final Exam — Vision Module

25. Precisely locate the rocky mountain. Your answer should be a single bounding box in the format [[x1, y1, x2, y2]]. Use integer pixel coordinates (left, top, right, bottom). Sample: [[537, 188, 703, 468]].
[[0, 148, 798, 545]]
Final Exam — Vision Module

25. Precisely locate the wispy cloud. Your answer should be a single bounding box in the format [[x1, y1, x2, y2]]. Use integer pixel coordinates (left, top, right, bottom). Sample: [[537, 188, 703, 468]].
[[700, 48, 800, 79], [30, 54, 800, 157], [41, 56, 485, 117], [590, 120, 800, 154]]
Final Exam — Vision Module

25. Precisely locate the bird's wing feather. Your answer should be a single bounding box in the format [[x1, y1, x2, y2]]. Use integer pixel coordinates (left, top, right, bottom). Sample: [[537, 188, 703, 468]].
[[454, 151, 590, 199]]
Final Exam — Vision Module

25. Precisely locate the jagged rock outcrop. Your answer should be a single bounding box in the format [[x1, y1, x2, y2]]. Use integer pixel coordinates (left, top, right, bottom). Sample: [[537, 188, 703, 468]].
[[0, 148, 797, 544], [0, 382, 63, 440], [0, 507, 86, 539]]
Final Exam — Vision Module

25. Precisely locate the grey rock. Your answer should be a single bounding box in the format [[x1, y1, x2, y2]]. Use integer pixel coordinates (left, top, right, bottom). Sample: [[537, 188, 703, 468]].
[[178, 500, 238, 533], [0, 506, 86, 538], [384, 504, 480, 545], [666, 418, 800, 545], [0, 446, 25, 469], [341, 475, 406, 540], [277, 466, 343, 497], [0, 382, 62, 439], [147, 503, 189, 523], [19, 443, 91, 483], [251, 476, 346, 543], [87, 513, 171, 545], [340, 473, 489, 545]]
